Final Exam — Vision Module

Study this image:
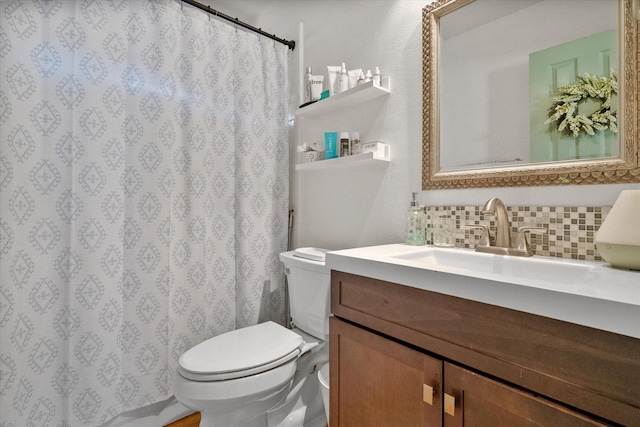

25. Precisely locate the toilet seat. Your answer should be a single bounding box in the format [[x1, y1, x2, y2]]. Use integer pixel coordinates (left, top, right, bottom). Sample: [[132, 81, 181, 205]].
[[178, 321, 304, 382]]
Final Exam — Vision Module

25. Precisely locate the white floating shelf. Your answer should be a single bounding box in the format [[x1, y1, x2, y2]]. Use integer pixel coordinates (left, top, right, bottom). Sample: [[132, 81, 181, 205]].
[[295, 77, 391, 119], [295, 151, 390, 172]]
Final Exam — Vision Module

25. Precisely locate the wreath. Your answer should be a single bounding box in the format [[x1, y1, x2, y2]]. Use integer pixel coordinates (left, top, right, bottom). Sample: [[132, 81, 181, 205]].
[[544, 72, 617, 138]]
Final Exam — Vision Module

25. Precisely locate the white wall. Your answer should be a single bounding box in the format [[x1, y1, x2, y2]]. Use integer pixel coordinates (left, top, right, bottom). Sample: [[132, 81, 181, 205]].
[[210, 0, 640, 251]]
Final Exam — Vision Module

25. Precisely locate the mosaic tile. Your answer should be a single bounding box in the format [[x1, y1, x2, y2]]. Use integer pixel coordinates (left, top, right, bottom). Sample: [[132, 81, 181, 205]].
[[424, 205, 611, 261]]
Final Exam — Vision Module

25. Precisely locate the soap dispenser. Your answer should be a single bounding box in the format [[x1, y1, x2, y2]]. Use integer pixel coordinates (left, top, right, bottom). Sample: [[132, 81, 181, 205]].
[[406, 191, 426, 245]]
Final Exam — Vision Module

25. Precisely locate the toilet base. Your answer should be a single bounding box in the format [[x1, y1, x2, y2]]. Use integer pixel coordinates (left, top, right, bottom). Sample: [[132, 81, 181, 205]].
[[189, 379, 291, 427], [200, 408, 268, 427]]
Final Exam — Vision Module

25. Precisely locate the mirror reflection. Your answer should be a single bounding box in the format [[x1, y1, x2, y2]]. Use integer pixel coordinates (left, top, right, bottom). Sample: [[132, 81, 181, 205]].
[[422, 0, 639, 190], [439, 0, 617, 172]]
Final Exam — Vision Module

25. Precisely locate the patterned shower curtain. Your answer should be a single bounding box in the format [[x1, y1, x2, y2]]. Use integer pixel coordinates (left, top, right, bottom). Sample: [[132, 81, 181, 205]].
[[0, 1, 289, 425]]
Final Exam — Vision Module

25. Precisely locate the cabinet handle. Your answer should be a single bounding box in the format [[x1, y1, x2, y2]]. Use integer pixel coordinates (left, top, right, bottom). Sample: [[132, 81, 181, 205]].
[[422, 384, 434, 405], [444, 393, 456, 416]]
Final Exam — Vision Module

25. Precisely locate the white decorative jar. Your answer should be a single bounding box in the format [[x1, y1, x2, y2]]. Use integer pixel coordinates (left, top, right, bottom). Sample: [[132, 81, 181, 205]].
[[595, 190, 640, 270]]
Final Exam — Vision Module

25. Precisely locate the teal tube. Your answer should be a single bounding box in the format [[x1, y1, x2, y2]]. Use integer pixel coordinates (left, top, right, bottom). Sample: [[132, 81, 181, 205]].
[[324, 132, 338, 159]]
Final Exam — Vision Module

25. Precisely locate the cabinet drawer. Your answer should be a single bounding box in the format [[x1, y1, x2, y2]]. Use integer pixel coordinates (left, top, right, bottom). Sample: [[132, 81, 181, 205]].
[[331, 271, 640, 426], [443, 363, 609, 427]]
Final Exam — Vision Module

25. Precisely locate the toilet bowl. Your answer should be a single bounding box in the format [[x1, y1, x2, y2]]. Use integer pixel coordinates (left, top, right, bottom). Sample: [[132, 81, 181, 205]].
[[174, 322, 307, 427], [318, 363, 330, 425], [174, 248, 331, 427]]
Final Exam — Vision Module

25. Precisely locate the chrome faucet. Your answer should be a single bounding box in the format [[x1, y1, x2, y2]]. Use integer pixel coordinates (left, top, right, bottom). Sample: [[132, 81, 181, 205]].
[[473, 197, 547, 257], [481, 197, 511, 249]]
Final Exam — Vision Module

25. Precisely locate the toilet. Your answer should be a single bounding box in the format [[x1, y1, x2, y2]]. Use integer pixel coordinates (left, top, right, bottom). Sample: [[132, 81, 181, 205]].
[[174, 248, 331, 427]]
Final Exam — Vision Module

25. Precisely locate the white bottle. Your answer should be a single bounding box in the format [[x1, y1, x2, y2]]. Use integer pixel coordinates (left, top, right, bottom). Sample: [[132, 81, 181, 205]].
[[365, 69, 372, 83], [337, 63, 349, 93], [304, 67, 313, 103], [372, 67, 381, 86]]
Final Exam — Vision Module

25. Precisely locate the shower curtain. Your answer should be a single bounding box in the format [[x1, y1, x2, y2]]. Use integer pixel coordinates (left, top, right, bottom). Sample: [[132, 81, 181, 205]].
[[0, 1, 289, 425]]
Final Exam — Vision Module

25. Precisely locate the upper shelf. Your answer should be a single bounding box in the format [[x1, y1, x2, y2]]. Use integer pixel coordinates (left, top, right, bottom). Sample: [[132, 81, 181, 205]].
[[295, 77, 391, 119]]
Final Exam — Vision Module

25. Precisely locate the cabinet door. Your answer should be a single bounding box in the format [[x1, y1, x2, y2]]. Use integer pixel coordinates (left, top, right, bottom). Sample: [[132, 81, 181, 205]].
[[443, 363, 610, 427], [330, 317, 442, 427]]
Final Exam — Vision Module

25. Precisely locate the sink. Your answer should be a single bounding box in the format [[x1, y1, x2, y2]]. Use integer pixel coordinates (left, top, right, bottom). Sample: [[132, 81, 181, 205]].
[[326, 243, 640, 339], [387, 246, 596, 285]]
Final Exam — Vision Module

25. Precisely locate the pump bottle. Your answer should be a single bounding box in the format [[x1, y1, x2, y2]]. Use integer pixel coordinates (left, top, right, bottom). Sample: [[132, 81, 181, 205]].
[[337, 63, 349, 93], [373, 67, 381, 86]]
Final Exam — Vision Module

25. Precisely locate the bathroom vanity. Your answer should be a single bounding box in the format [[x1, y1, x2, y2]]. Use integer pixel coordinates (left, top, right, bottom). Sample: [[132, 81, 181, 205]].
[[327, 245, 640, 426]]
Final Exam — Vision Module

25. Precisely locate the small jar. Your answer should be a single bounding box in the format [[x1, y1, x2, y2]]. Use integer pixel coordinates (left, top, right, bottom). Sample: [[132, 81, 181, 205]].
[[339, 132, 350, 157]]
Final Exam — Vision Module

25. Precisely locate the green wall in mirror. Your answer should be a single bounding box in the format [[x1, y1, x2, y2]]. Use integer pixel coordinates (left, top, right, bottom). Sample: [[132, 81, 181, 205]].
[[530, 30, 618, 163]]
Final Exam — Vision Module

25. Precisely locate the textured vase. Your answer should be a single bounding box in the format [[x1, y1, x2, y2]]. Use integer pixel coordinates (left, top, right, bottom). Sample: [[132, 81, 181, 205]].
[[595, 190, 640, 270]]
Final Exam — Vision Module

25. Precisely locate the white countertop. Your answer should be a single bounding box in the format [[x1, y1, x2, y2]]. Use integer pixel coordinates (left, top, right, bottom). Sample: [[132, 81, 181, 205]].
[[326, 244, 640, 339]]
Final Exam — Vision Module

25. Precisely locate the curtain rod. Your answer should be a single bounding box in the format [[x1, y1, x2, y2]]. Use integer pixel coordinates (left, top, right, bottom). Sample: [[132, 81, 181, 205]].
[[180, 0, 296, 50]]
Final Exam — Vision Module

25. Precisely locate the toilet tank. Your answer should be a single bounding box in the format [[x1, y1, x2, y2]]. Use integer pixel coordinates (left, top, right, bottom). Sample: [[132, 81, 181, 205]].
[[279, 249, 331, 340]]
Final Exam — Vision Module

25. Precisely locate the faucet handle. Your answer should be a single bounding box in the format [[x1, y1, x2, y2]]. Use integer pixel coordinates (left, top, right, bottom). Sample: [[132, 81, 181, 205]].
[[514, 226, 547, 256], [466, 224, 490, 247]]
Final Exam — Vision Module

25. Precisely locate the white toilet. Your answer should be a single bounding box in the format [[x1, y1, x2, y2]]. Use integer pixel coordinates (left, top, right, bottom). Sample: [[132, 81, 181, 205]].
[[174, 248, 331, 427]]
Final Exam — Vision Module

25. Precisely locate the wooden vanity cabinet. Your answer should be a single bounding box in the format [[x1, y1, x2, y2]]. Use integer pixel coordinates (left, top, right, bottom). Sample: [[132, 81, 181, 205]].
[[330, 271, 640, 426], [332, 318, 607, 427]]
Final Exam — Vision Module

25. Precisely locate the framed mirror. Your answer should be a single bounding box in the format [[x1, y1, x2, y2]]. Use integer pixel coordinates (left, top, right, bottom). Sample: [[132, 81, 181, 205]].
[[422, 0, 639, 189]]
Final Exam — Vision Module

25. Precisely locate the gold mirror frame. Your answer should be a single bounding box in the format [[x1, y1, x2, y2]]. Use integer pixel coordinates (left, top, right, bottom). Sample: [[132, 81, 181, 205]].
[[422, 0, 639, 190]]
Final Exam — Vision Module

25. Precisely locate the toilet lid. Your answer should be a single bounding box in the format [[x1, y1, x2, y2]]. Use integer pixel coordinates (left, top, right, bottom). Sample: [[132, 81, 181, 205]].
[[294, 247, 329, 262], [178, 321, 304, 381]]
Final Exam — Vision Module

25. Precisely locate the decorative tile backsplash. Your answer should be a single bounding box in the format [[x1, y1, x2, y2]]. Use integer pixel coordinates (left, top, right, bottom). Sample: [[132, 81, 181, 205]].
[[425, 205, 611, 261]]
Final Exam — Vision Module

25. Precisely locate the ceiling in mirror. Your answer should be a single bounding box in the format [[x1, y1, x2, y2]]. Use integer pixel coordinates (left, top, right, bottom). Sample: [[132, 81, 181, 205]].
[[422, 0, 639, 189]]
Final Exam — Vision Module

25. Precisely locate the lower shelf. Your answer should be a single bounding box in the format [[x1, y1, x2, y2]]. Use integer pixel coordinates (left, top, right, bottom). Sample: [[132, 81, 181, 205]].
[[295, 152, 390, 171]]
